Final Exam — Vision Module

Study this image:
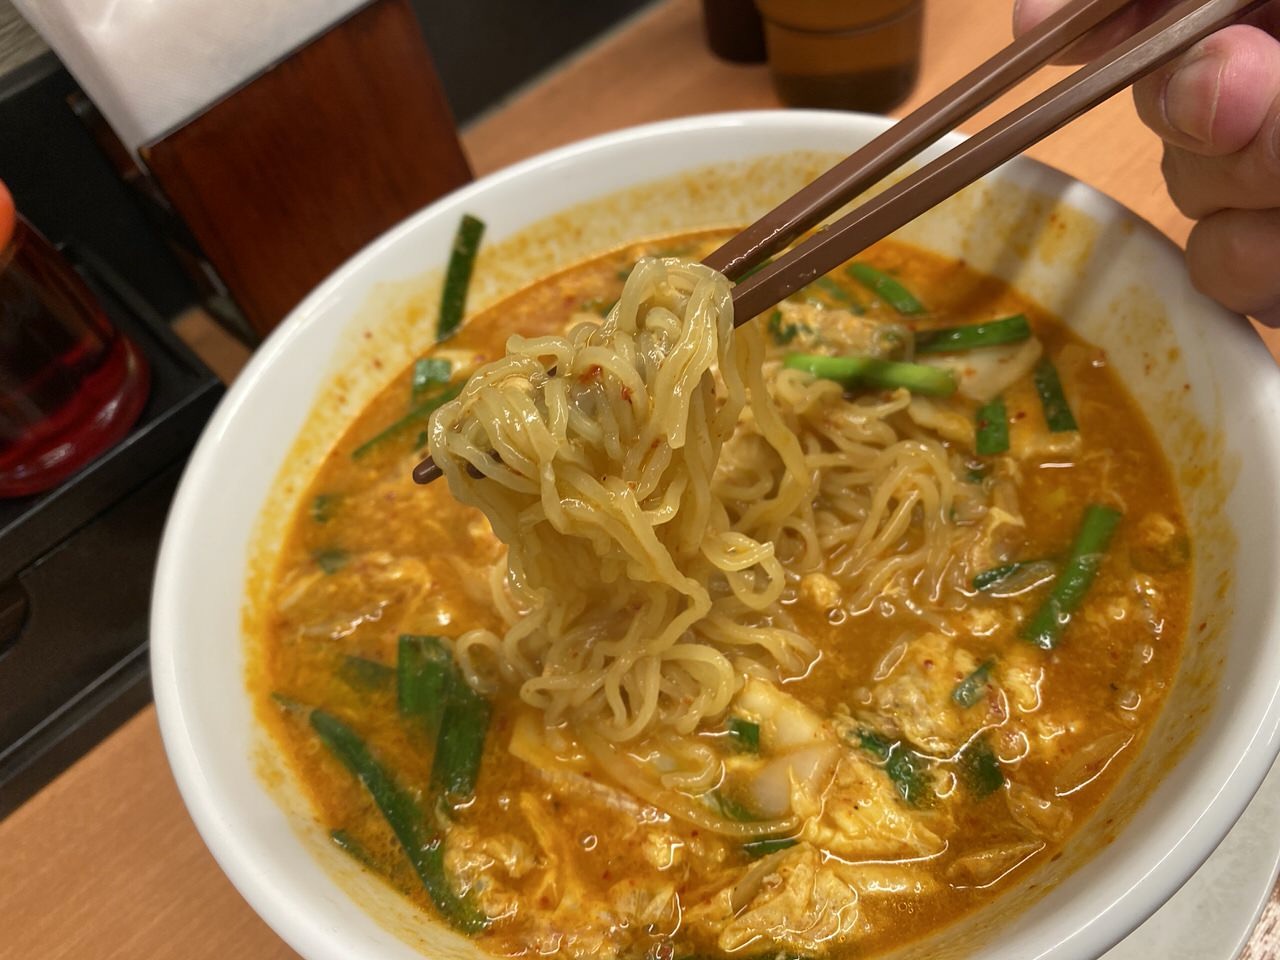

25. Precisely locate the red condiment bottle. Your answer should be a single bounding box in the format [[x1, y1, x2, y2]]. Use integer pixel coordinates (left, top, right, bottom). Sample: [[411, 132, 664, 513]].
[[0, 180, 150, 497]]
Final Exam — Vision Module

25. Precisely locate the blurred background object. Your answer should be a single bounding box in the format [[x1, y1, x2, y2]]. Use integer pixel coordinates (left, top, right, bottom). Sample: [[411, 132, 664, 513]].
[[701, 0, 766, 63], [754, 0, 923, 112]]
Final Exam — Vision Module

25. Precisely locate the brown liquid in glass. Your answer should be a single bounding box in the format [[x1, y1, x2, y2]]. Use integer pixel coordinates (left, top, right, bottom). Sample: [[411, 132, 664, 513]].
[[757, 0, 923, 113]]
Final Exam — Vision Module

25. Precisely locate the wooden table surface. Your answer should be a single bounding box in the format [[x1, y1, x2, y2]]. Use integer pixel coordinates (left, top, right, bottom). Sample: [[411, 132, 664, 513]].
[[4, 1, 1277, 957]]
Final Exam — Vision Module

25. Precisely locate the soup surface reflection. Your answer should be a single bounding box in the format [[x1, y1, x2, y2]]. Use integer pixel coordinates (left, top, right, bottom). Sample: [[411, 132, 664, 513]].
[[253, 233, 1190, 959]]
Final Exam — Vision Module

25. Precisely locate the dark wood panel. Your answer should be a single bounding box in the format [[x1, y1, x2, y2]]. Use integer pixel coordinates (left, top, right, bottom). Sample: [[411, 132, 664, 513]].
[[142, 0, 472, 337]]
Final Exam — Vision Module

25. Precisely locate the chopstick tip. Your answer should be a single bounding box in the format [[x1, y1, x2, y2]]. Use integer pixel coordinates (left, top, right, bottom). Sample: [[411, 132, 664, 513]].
[[413, 456, 443, 484]]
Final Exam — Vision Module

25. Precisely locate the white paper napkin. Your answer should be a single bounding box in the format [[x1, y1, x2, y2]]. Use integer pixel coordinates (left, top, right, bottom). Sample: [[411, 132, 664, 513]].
[[13, 0, 365, 154]]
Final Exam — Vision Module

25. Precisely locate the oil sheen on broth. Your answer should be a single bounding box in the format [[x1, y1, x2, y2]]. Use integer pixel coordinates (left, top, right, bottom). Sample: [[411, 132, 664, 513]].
[[255, 232, 1190, 959]]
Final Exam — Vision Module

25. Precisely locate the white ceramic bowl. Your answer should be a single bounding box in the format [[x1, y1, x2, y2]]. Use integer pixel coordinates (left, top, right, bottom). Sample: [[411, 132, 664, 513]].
[[151, 111, 1280, 960]]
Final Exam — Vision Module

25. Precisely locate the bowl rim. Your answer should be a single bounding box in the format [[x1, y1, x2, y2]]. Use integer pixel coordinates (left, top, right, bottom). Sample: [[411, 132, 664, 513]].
[[151, 108, 1280, 960]]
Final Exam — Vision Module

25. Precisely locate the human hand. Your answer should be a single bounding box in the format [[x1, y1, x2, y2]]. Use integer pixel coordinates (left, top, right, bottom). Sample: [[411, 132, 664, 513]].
[[1014, 0, 1280, 326]]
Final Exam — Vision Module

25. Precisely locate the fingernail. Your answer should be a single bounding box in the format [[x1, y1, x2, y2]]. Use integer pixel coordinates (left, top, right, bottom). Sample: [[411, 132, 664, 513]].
[[1163, 53, 1223, 143]]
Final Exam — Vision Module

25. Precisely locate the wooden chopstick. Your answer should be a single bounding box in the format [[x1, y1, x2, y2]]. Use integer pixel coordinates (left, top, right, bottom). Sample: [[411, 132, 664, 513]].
[[414, 0, 1261, 486], [702, 0, 1136, 280], [730, 0, 1268, 321]]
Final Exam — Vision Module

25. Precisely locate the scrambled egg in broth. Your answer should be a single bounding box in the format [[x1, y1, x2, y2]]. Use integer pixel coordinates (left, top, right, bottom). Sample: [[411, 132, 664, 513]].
[[256, 233, 1190, 958]]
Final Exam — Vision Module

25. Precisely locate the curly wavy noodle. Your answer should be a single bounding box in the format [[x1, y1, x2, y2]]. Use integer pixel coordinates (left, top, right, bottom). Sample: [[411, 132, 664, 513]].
[[431, 258, 983, 757]]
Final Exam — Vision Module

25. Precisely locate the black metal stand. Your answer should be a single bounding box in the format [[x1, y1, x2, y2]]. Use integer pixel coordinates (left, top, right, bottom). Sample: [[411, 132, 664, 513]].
[[0, 250, 223, 817]]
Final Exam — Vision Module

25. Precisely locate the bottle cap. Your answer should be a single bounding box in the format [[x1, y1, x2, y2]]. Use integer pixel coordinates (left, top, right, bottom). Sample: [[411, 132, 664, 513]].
[[0, 180, 14, 251]]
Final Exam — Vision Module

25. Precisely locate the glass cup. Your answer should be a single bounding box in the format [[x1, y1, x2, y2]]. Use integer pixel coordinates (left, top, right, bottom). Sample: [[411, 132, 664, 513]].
[[755, 0, 924, 113], [0, 180, 150, 498]]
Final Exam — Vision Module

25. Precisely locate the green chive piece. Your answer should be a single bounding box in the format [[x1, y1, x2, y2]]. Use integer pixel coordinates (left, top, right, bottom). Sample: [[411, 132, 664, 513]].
[[430, 676, 492, 810], [811, 276, 852, 304], [857, 729, 891, 761], [785, 352, 957, 397], [742, 837, 798, 859], [973, 561, 1028, 592], [972, 559, 1058, 596], [768, 310, 808, 345], [952, 660, 994, 708], [805, 275, 865, 314], [847, 262, 925, 315], [726, 717, 761, 754], [915, 315, 1031, 354], [351, 383, 462, 460], [397, 635, 452, 736], [1021, 504, 1122, 649], [975, 395, 1010, 455], [857, 730, 931, 806], [311, 493, 339, 524], [330, 829, 380, 870], [959, 737, 1005, 797], [1033, 357, 1078, 432], [437, 214, 485, 341], [309, 709, 487, 932], [312, 548, 349, 575], [411, 357, 452, 399], [339, 655, 395, 692]]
